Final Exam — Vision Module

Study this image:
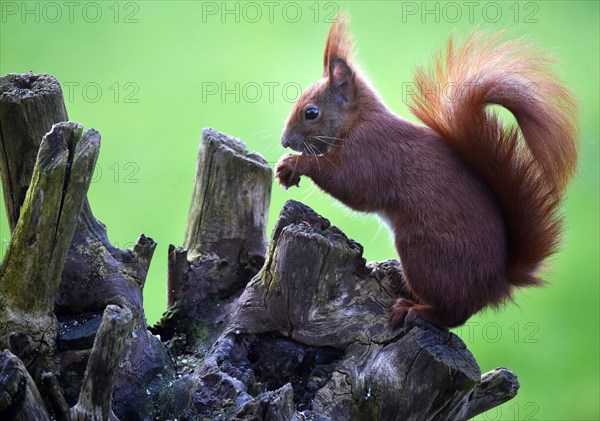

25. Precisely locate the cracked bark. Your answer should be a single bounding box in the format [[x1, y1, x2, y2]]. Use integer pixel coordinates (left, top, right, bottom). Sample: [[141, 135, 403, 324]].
[[0, 72, 519, 420]]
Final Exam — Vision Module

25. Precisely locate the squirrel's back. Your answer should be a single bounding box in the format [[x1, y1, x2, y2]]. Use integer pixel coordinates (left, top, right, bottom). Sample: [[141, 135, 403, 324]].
[[408, 33, 579, 288]]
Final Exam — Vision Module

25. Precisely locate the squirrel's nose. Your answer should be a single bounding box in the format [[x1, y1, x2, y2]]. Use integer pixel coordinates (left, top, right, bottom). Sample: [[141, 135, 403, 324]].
[[281, 133, 290, 148]]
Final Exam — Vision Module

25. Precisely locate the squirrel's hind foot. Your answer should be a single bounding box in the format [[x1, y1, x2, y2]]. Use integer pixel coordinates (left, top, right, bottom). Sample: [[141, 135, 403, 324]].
[[390, 298, 424, 328], [389, 298, 440, 329], [390, 298, 473, 329]]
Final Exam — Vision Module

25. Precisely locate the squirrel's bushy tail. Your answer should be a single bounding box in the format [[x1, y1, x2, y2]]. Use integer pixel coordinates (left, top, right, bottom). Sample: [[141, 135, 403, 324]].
[[408, 33, 578, 287]]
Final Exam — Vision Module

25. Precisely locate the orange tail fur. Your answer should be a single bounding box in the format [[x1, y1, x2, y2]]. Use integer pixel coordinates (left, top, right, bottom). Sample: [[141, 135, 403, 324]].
[[408, 33, 579, 287]]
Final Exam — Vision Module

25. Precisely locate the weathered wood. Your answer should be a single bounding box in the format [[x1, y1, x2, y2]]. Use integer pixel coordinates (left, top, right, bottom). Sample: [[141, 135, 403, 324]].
[[159, 200, 519, 420], [41, 371, 70, 421], [0, 122, 98, 384], [0, 73, 172, 420], [184, 128, 271, 262], [0, 72, 68, 231], [154, 128, 272, 342], [0, 350, 50, 421], [455, 367, 520, 420], [70, 305, 133, 421], [1, 123, 98, 313]]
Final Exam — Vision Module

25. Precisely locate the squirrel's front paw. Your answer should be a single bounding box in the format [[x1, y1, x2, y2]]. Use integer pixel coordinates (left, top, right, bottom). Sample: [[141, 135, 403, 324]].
[[275, 154, 301, 189]]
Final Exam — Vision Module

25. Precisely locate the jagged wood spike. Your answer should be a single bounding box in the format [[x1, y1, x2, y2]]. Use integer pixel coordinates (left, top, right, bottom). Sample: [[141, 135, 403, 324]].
[[0, 122, 98, 313], [70, 305, 133, 421], [455, 367, 520, 420], [41, 371, 70, 421], [183, 128, 272, 261]]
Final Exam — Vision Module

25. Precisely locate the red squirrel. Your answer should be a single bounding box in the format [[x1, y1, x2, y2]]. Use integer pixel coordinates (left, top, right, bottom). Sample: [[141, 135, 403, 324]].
[[275, 16, 578, 329]]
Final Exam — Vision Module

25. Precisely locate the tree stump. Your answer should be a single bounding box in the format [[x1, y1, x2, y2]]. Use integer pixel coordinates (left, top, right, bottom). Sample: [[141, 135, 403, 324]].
[[153, 200, 519, 420], [153, 128, 272, 345], [0, 73, 171, 420], [0, 73, 519, 420]]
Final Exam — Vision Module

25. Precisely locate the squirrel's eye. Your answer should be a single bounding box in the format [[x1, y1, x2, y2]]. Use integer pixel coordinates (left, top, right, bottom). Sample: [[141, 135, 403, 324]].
[[304, 107, 320, 120]]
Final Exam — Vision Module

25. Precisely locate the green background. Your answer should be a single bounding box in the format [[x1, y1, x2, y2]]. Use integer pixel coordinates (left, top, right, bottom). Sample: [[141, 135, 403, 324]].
[[1, 1, 598, 419]]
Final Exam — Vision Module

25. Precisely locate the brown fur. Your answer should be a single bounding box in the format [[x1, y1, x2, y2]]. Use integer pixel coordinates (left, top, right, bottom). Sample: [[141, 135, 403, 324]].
[[276, 18, 578, 328]]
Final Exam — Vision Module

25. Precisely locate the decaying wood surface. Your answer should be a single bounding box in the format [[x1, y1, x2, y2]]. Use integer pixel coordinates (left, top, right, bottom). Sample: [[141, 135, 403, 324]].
[[153, 127, 272, 344], [0, 73, 519, 420], [171, 199, 518, 420], [70, 305, 132, 421], [0, 122, 98, 375], [0, 72, 171, 420]]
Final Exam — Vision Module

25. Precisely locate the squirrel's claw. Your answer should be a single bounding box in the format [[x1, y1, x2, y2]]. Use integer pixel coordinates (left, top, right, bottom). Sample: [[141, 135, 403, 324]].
[[275, 154, 301, 189]]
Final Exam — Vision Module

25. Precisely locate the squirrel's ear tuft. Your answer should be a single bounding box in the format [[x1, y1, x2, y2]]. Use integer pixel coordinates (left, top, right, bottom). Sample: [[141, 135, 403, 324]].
[[330, 58, 354, 103], [323, 13, 353, 77]]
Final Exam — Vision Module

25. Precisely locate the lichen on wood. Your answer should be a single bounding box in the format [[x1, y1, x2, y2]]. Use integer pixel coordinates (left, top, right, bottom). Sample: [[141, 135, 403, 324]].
[[0, 122, 98, 388]]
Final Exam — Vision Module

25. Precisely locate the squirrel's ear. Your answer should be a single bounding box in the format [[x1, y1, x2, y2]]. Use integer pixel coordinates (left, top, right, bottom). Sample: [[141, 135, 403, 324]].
[[329, 58, 354, 103], [323, 13, 352, 77]]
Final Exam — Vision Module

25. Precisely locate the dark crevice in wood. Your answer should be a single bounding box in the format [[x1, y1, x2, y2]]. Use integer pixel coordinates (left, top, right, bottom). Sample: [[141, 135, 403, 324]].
[[195, 147, 217, 249]]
